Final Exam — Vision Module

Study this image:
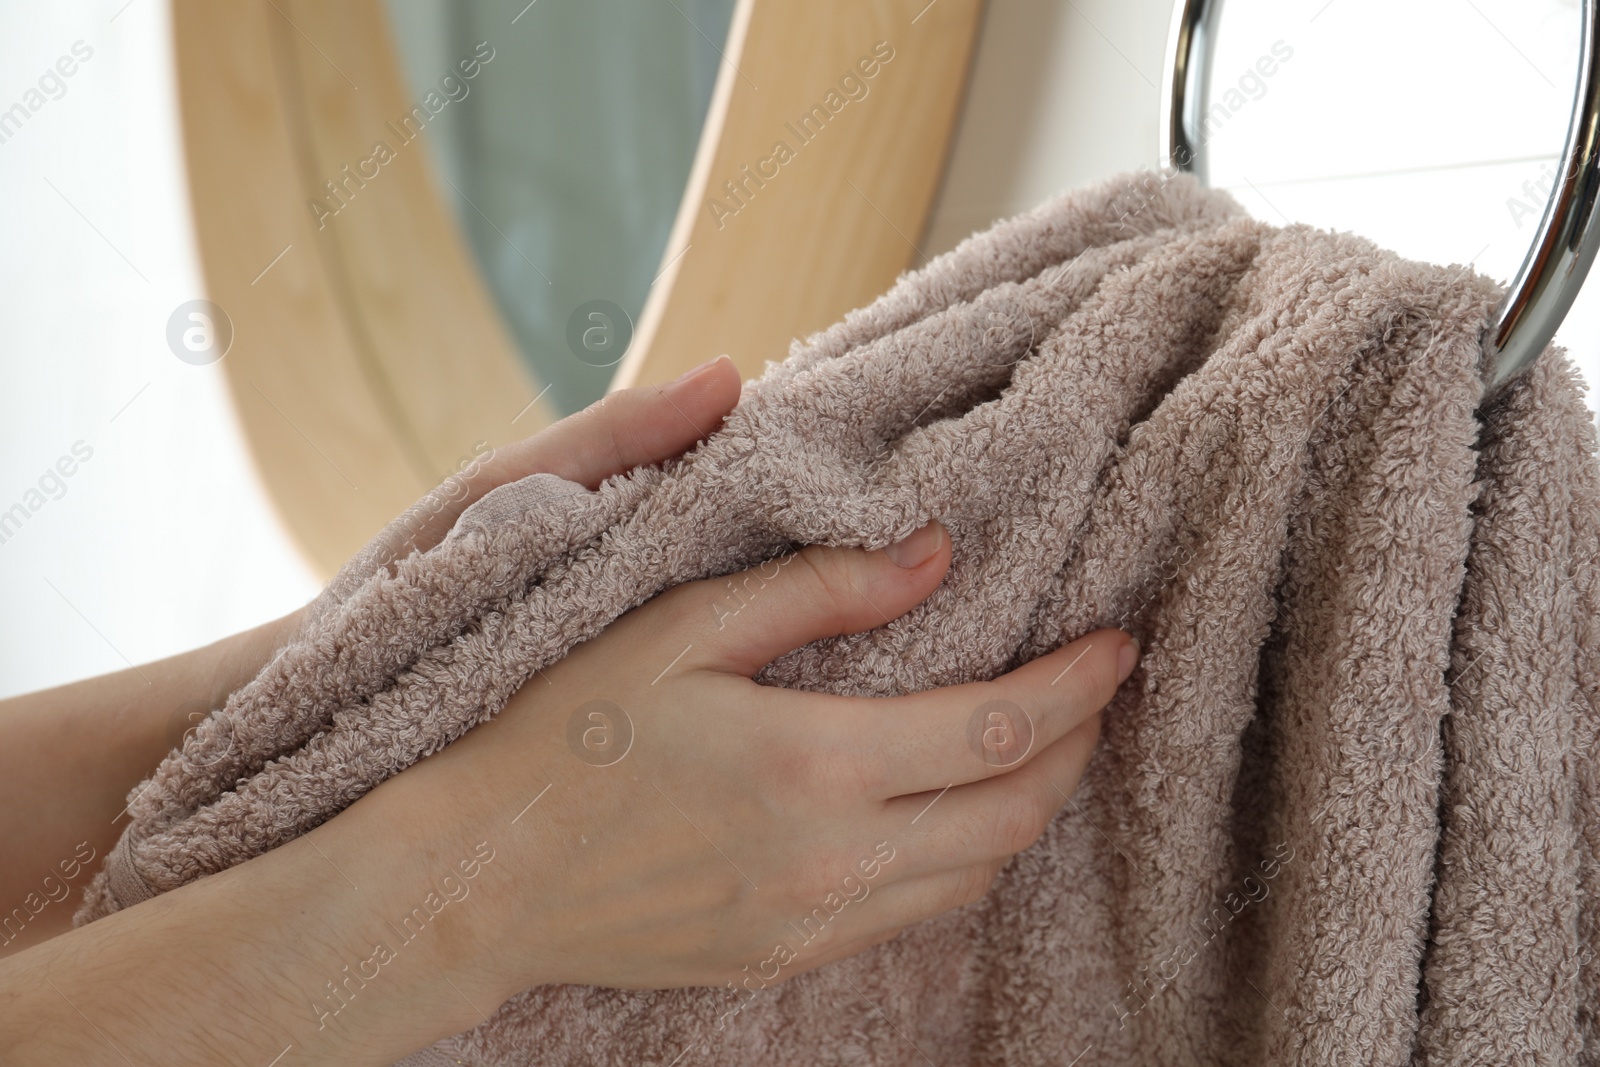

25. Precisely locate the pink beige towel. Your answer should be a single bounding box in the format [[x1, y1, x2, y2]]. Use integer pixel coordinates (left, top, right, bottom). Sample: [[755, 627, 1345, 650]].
[[79, 171, 1600, 1065]]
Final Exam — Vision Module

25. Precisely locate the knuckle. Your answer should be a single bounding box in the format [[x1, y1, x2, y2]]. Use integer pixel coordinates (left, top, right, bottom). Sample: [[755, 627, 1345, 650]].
[[603, 423, 628, 471], [840, 748, 891, 799], [585, 387, 633, 422], [990, 786, 1051, 856], [762, 730, 824, 801], [869, 925, 907, 948], [817, 715, 888, 797], [575, 391, 635, 466], [1094, 634, 1130, 697], [1047, 636, 1124, 720], [789, 546, 861, 623], [943, 864, 999, 913], [783, 848, 852, 906], [762, 715, 879, 802]]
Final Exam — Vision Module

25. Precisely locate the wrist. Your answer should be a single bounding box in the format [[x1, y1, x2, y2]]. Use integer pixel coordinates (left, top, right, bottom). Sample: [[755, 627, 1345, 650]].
[[261, 812, 503, 1060], [335, 705, 582, 1004], [0, 814, 483, 1066], [305, 767, 533, 1032], [0, 602, 313, 956]]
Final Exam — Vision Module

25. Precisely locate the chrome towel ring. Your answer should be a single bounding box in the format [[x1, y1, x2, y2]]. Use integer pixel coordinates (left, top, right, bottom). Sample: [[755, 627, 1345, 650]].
[[1161, 0, 1600, 404]]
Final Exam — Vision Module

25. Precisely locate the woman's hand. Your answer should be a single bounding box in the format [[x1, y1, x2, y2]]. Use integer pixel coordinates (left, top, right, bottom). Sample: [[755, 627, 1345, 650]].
[[0, 355, 741, 955], [342, 520, 1137, 1011], [397, 354, 741, 553], [0, 355, 1136, 1065]]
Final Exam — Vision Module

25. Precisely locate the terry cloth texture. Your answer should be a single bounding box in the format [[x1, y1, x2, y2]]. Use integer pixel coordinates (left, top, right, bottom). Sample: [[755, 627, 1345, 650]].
[[79, 171, 1600, 1066]]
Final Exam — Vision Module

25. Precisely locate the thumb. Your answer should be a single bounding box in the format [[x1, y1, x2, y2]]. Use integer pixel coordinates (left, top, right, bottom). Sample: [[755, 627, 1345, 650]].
[[665, 521, 952, 678], [401, 357, 742, 552]]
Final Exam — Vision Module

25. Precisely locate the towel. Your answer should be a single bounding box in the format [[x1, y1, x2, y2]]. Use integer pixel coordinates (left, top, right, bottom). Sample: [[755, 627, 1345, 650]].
[[79, 171, 1600, 1066]]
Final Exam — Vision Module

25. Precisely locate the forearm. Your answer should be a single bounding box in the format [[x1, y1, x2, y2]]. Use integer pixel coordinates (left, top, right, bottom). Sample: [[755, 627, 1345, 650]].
[[0, 605, 305, 952], [0, 783, 499, 1065]]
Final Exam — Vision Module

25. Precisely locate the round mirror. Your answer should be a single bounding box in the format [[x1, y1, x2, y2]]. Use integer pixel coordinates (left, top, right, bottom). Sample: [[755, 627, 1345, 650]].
[[385, 0, 736, 415], [169, 0, 983, 574]]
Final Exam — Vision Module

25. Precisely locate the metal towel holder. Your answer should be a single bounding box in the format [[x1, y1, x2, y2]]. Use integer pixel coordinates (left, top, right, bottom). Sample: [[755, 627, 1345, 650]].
[[1161, 0, 1600, 404]]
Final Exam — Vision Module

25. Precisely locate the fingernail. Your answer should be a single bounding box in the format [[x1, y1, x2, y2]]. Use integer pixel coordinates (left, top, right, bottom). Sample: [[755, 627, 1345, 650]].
[[884, 522, 943, 568], [665, 354, 727, 389], [1117, 636, 1140, 684]]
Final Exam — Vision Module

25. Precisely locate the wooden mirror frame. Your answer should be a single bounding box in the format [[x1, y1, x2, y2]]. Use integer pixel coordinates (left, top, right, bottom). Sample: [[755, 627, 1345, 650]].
[[615, 0, 985, 388], [173, 0, 984, 576]]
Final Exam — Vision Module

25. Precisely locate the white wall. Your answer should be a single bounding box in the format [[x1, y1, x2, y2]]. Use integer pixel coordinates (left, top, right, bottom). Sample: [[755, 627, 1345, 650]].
[[0, 1, 319, 699], [923, 0, 1170, 253]]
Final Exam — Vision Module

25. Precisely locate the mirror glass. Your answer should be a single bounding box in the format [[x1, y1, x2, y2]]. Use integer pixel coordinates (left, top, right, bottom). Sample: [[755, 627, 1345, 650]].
[[385, 0, 736, 414]]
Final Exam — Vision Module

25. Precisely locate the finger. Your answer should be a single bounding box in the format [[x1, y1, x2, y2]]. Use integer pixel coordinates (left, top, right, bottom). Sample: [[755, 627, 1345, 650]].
[[549, 354, 741, 486], [409, 356, 741, 548], [644, 521, 953, 678], [881, 715, 1102, 880], [838, 628, 1134, 798]]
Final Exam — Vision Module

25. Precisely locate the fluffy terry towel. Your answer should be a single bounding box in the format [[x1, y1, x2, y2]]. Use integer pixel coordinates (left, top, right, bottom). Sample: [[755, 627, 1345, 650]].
[[80, 171, 1600, 1065]]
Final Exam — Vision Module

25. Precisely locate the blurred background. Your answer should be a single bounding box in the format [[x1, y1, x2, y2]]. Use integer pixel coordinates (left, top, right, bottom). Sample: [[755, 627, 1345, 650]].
[[0, 0, 1591, 697]]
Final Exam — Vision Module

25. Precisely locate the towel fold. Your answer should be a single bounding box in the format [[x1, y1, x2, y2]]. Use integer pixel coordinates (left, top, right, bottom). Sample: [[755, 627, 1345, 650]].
[[80, 171, 1600, 1066]]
